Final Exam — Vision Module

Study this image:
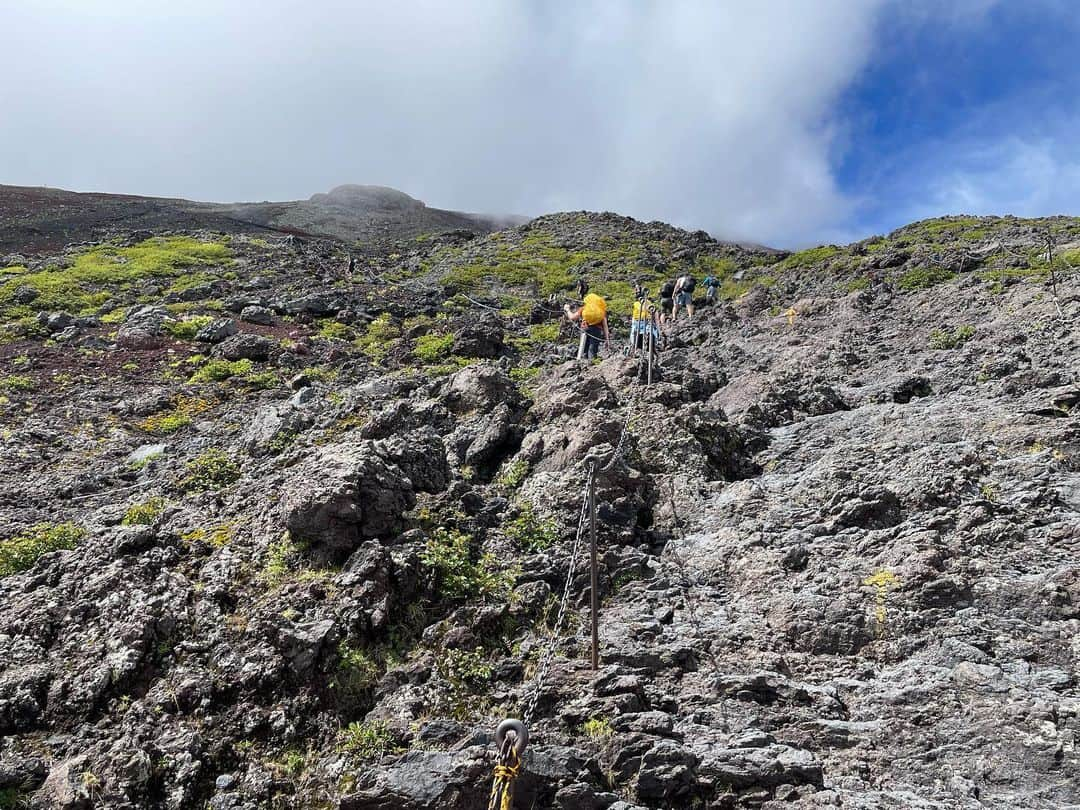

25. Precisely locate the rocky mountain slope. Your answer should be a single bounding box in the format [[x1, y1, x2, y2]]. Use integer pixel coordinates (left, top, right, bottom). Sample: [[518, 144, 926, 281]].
[[0, 184, 515, 254], [0, 210, 1078, 810]]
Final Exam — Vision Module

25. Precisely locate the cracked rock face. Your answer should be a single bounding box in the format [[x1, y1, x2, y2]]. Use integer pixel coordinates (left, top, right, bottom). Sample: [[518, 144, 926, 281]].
[[0, 210, 1078, 810]]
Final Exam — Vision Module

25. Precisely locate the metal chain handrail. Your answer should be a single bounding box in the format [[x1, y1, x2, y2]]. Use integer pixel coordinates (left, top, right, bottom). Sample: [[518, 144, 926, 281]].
[[522, 461, 594, 727]]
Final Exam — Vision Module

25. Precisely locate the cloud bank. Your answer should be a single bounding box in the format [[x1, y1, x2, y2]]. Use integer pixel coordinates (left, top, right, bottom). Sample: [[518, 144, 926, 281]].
[[1, 0, 888, 246]]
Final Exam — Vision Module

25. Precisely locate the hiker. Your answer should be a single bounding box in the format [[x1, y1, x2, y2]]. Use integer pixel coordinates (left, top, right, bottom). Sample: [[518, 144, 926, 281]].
[[564, 292, 609, 360], [703, 274, 720, 303], [659, 278, 676, 322], [577, 277, 589, 300], [630, 295, 660, 352], [672, 273, 696, 321]]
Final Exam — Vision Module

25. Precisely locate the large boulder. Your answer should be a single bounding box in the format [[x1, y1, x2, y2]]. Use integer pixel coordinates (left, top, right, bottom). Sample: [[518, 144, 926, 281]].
[[116, 306, 169, 350], [212, 333, 276, 361], [284, 292, 344, 316], [239, 305, 274, 325], [443, 365, 519, 414], [372, 430, 451, 494], [281, 442, 414, 561], [451, 320, 504, 358]]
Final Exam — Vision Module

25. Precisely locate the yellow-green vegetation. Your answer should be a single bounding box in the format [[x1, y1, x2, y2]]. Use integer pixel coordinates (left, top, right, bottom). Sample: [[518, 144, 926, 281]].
[[338, 720, 397, 761], [437, 646, 493, 696], [354, 313, 400, 362], [319, 319, 354, 341], [503, 504, 559, 553], [178, 448, 241, 493], [333, 642, 382, 703], [180, 523, 234, 547], [929, 324, 975, 350], [121, 496, 167, 526], [778, 245, 841, 270], [441, 228, 644, 297], [189, 358, 253, 383], [844, 276, 870, 292], [495, 459, 529, 490], [897, 267, 955, 291], [0, 236, 231, 321], [269, 749, 308, 780], [138, 395, 212, 434], [164, 314, 214, 339], [863, 569, 901, 637], [420, 527, 515, 601], [422, 356, 473, 376], [413, 331, 454, 362], [915, 216, 989, 241], [0, 374, 33, 392], [244, 370, 280, 389], [100, 308, 126, 324], [0, 522, 86, 579], [582, 717, 615, 742], [260, 534, 302, 587], [509, 321, 561, 353]]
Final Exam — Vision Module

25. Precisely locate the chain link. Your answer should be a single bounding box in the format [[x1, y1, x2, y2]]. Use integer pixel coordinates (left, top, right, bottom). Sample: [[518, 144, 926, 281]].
[[522, 462, 593, 727], [602, 388, 637, 471]]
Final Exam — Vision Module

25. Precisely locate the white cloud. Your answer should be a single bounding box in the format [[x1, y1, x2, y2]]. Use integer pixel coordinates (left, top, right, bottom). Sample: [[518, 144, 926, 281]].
[[0, 0, 894, 246]]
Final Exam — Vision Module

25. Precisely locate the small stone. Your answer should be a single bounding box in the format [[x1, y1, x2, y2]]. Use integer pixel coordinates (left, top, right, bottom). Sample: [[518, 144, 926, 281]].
[[215, 774, 236, 791]]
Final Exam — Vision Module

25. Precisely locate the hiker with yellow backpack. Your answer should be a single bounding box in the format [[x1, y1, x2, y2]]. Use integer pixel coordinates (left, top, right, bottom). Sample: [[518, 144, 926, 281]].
[[564, 292, 609, 360], [629, 293, 660, 353]]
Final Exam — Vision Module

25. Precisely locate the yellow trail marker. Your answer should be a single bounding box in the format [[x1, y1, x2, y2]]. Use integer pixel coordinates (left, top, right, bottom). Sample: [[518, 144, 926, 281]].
[[785, 307, 798, 326]]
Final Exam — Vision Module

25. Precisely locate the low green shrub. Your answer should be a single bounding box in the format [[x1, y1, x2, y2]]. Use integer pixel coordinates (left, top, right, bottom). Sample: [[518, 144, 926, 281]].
[[496, 459, 529, 490], [778, 245, 840, 270], [318, 320, 354, 341], [338, 721, 397, 761], [0, 522, 86, 578], [503, 504, 559, 552], [0, 375, 33, 392], [0, 236, 231, 321], [354, 313, 401, 362], [898, 267, 955, 291], [121, 496, 167, 525], [413, 332, 454, 362], [178, 448, 241, 492], [164, 315, 214, 339], [189, 358, 253, 383], [929, 324, 975, 350], [138, 396, 212, 434], [420, 528, 515, 601]]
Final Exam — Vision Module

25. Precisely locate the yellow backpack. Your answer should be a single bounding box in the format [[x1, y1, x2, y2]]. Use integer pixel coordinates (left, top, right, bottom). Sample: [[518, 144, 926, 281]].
[[581, 293, 607, 325]]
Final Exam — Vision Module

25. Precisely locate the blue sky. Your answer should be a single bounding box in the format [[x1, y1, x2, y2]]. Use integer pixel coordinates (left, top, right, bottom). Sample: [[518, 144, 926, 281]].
[[836, 1, 1080, 241], [1, 1, 1079, 247]]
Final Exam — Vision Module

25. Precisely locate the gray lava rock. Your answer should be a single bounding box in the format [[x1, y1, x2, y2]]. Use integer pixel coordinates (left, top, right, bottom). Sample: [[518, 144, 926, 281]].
[[116, 305, 169, 349], [212, 333, 276, 361], [281, 441, 415, 561], [239, 305, 274, 325], [12, 284, 39, 304], [195, 318, 239, 344]]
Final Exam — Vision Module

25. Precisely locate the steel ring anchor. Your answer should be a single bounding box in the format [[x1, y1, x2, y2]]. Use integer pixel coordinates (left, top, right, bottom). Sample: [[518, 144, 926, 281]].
[[495, 718, 529, 758]]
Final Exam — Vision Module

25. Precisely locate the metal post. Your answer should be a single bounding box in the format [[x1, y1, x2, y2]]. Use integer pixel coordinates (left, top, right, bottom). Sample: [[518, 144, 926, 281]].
[[588, 462, 599, 671]]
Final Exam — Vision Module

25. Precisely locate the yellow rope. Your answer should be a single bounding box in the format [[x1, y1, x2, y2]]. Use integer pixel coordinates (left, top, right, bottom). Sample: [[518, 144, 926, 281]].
[[487, 749, 522, 810]]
